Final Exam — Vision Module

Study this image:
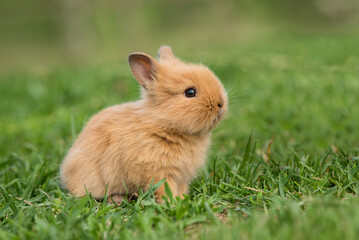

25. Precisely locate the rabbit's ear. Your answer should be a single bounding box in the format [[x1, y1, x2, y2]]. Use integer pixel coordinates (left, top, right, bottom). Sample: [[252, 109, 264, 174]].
[[157, 46, 175, 61], [128, 53, 157, 88]]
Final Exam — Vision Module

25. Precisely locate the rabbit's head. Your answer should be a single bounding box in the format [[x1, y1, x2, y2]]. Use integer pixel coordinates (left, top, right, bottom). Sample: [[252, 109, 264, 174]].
[[129, 46, 227, 136]]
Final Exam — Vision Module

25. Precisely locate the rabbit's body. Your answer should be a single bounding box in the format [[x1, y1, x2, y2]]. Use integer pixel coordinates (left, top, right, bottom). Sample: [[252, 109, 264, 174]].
[[61, 102, 210, 199], [60, 46, 227, 203]]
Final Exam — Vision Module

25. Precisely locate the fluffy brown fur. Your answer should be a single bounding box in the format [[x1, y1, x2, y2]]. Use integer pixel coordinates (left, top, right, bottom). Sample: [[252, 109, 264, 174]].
[[60, 46, 228, 203]]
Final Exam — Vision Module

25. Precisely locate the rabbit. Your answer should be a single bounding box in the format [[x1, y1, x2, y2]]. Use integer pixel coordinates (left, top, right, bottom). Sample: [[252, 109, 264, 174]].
[[60, 46, 228, 204]]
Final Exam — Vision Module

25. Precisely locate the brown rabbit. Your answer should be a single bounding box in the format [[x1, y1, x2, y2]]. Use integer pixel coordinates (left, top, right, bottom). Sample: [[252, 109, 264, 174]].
[[60, 46, 228, 204]]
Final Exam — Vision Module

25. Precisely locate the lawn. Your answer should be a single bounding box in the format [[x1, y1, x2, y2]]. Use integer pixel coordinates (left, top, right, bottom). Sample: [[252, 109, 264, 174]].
[[1, 34, 359, 239]]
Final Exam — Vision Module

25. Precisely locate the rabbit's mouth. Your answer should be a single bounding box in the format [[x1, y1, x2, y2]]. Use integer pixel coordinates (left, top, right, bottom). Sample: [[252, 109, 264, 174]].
[[211, 105, 227, 126], [216, 108, 225, 121], [212, 112, 223, 126]]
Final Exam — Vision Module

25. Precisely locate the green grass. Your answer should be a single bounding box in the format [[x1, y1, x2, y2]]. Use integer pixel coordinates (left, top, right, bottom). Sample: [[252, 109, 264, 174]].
[[1, 34, 359, 239]]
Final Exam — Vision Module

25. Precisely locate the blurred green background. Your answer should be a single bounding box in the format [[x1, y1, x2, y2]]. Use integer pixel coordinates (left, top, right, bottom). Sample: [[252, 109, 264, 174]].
[[1, 0, 359, 71]]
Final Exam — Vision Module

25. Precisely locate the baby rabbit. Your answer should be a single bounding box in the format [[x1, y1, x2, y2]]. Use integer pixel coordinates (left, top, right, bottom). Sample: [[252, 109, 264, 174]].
[[60, 46, 227, 204]]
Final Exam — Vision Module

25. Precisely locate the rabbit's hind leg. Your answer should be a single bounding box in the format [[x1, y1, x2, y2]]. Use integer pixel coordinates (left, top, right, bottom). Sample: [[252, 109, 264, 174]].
[[107, 194, 124, 205]]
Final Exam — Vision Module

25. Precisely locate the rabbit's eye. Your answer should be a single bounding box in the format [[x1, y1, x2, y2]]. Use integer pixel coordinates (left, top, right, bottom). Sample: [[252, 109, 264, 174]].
[[184, 88, 197, 98]]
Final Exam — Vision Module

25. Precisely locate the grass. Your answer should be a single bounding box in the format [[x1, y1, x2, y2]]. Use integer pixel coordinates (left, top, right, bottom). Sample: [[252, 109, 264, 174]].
[[1, 34, 359, 239]]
